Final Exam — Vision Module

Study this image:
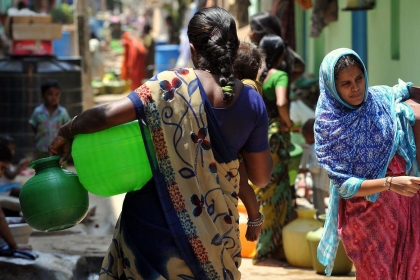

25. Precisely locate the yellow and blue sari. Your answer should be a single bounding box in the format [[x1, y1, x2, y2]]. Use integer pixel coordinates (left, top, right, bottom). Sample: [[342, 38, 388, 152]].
[[99, 69, 241, 279]]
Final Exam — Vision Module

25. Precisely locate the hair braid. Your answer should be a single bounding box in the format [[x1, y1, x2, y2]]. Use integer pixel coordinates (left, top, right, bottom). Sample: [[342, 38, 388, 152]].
[[258, 34, 286, 82], [187, 7, 239, 102]]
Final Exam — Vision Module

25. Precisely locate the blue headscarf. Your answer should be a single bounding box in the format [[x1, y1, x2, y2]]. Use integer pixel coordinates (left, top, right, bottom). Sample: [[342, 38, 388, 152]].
[[314, 48, 417, 275]]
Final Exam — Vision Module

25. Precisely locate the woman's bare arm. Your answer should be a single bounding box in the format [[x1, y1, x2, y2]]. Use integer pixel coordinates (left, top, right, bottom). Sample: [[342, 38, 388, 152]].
[[275, 86, 292, 129], [238, 162, 260, 220], [355, 176, 420, 197], [241, 148, 273, 187], [49, 97, 137, 165]]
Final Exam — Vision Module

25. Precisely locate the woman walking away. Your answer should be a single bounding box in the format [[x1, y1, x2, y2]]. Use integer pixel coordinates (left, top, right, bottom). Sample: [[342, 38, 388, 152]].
[[249, 12, 305, 83], [50, 7, 272, 279], [315, 48, 420, 279], [253, 34, 294, 267]]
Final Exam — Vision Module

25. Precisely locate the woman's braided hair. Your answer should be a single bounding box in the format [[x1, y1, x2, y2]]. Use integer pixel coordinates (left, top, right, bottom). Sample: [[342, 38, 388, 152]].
[[258, 34, 285, 82], [187, 7, 239, 102]]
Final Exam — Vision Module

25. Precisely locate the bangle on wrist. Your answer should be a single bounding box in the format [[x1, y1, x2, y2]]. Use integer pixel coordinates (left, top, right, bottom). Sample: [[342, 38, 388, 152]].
[[384, 176, 392, 191], [247, 212, 264, 227]]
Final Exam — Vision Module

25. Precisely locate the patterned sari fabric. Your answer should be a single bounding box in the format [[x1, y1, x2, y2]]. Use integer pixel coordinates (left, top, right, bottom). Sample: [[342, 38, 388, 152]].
[[100, 69, 241, 279], [314, 48, 418, 277], [253, 120, 292, 264], [339, 154, 420, 280], [252, 68, 293, 264]]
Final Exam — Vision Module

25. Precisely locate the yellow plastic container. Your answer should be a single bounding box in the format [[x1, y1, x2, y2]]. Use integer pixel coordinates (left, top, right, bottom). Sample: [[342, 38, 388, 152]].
[[306, 214, 354, 275], [282, 208, 322, 268]]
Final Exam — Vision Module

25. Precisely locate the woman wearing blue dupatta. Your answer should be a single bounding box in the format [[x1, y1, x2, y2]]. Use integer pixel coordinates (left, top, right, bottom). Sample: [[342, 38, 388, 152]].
[[49, 7, 273, 280], [315, 48, 420, 279]]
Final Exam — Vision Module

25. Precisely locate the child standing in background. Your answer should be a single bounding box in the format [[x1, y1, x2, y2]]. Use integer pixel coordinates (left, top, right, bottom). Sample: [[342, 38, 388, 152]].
[[299, 118, 329, 216], [29, 80, 70, 162]]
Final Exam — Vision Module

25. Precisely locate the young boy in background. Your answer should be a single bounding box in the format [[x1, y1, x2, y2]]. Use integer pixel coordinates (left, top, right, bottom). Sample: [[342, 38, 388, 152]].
[[29, 80, 70, 162], [298, 118, 330, 216]]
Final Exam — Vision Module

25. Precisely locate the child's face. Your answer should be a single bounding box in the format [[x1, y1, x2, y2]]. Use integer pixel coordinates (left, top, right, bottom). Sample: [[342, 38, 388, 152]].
[[0, 161, 10, 177], [43, 87, 61, 107]]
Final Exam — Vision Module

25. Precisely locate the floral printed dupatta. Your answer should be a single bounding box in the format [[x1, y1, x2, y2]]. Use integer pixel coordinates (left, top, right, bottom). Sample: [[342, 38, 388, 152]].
[[134, 68, 241, 279]]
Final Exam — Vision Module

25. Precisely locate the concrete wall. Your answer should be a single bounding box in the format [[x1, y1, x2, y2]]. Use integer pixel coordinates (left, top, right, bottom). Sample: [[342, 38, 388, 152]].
[[296, 0, 420, 86], [367, 0, 420, 86]]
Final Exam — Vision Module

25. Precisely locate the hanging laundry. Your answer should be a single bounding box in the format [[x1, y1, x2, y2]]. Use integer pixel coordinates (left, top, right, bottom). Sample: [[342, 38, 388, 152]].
[[296, 0, 313, 10], [310, 0, 338, 38]]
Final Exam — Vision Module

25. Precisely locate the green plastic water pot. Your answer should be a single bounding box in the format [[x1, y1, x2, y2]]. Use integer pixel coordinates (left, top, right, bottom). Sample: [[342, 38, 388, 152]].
[[71, 120, 153, 197], [19, 155, 89, 232]]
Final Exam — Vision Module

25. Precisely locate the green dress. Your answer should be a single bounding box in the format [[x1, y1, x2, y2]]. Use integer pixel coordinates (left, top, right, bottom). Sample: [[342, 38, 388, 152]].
[[253, 70, 293, 264]]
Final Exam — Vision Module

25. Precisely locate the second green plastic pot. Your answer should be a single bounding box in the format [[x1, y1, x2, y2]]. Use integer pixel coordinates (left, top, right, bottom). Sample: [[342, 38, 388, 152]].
[[19, 155, 89, 232]]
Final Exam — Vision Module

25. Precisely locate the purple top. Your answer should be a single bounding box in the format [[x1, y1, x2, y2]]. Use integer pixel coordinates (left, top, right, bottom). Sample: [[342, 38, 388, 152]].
[[210, 85, 269, 154]]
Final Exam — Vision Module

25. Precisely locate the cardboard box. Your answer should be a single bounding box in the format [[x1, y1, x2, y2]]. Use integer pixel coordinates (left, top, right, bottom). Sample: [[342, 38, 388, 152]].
[[12, 23, 62, 40], [11, 40, 53, 55], [10, 15, 52, 24], [6, 15, 62, 40]]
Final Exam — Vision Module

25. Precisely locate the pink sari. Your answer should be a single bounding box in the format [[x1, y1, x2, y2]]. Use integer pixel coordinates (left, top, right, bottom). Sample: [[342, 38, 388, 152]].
[[338, 154, 420, 279]]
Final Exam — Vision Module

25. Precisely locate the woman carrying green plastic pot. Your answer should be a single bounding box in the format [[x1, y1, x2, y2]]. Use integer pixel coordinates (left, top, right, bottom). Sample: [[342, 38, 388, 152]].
[[50, 6, 273, 279]]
